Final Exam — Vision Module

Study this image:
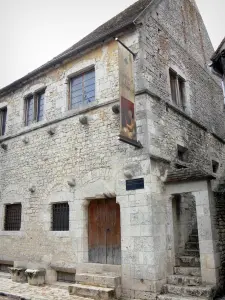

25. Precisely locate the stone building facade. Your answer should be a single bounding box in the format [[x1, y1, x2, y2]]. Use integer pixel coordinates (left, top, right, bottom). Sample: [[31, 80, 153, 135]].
[[0, 0, 225, 299]]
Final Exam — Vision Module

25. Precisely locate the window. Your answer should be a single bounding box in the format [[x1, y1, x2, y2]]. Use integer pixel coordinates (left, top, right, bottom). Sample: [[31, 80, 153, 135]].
[[169, 69, 186, 109], [177, 145, 188, 162], [0, 107, 7, 136], [212, 160, 219, 174], [70, 70, 95, 109], [25, 90, 45, 126], [4, 204, 22, 231], [52, 203, 69, 231], [37, 91, 45, 122]]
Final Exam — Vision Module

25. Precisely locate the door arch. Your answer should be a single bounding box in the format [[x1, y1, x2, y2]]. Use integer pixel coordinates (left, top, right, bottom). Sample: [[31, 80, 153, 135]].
[[88, 198, 121, 265]]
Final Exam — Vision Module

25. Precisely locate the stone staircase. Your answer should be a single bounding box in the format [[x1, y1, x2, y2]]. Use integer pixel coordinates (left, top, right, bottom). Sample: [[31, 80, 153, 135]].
[[158, 229, 215, 300], [68, 263, 121, 300]]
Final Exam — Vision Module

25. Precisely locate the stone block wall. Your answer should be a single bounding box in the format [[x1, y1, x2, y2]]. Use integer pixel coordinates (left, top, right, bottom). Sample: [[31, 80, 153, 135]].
[[138, 0, 225, 138]]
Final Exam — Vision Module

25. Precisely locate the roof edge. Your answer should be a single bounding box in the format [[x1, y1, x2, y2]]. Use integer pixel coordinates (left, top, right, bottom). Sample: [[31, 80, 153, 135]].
[[0, 22, 136, 98]]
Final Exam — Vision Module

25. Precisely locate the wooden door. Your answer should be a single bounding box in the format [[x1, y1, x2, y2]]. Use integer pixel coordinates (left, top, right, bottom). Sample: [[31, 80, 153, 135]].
[[88, 199, 121, 265]]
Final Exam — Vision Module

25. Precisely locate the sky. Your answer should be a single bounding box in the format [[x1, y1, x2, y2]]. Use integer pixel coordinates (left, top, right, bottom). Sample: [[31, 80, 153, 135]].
[[0, 0, 224, 89]]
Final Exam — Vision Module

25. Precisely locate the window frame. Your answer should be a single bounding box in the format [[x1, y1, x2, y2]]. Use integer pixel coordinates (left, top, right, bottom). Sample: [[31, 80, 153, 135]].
[[4, 203, 22, 231], [51, 202, 69, 232], [24, 89, 45, 126], [0, 107, 7, 136], [169, 69, 186, 110], [177, 144, 188, 162], [69, 69, 95, 110], [212, 160, 219, 174]]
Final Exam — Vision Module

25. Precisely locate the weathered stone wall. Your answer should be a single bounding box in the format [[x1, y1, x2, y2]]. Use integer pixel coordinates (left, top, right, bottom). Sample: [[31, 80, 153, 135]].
[[138, 0, 225, 138]]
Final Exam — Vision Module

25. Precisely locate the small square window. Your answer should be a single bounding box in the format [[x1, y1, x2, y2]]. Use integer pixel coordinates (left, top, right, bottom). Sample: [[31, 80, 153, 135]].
[[52, 203, 69, 231], [4, 204, 22, 231], [212, 160, 219, 174], [70, 70, 95, 110], [0, 107, 7, 136], [177, 145, 188, 162]]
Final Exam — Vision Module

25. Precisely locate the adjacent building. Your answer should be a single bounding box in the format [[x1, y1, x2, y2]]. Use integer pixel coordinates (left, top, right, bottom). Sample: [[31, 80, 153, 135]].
[[0, 0, 225, 299]]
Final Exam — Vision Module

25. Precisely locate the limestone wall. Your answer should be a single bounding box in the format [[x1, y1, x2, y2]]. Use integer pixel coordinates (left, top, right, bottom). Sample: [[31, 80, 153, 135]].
[[138, 0, 225, 138]]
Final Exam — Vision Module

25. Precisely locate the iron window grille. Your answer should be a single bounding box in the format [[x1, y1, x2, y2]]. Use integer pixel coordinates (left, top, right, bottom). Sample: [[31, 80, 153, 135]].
[[169, 69, 186, 110], [0, 107, 7, 136], [70, 69, 95, 109], [4, 204, 22, 231], [52, 203, 69, 231], [25, 90, 45, 126]]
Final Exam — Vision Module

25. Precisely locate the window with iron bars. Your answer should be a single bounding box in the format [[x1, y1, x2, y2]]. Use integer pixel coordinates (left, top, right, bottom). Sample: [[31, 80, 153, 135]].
[[52, 203, 69, 231], [4, 204, 22, 231]]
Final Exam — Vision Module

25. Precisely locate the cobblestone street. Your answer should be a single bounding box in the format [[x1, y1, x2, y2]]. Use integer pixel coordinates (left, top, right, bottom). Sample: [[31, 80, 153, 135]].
[[0, 278, 91, 300]]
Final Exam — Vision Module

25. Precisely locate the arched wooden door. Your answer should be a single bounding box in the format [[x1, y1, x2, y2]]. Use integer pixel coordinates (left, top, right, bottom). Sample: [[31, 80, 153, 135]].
[[88, 199, 121, 265]]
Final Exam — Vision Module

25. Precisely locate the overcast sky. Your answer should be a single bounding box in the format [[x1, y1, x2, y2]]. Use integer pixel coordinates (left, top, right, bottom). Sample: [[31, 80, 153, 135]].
[[0, 0, 224, 89]]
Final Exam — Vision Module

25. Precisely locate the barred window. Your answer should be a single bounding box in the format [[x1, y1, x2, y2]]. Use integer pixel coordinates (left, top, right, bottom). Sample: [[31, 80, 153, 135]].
[[52, 203, 69, 231], [25, 90, 45, 126], [0, 107, 7, 136], [4, 204, 22, 231], [70, 70, 95, 109]]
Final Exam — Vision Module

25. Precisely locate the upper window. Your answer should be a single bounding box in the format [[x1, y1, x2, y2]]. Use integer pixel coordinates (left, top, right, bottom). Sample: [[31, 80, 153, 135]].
[[25, 90, 45, 126], [169, 69, 186, 110], [52, 202, 69, 231], [70, 70, 95, 110], [177, 144, 188, 162], [212, 160, 219, 174], [0, 107, 7, 136], [4, 203, 22, 231]]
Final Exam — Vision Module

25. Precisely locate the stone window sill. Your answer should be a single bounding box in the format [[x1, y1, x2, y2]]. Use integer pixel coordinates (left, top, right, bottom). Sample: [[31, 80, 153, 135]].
[[47, 231, 70, 237], [0, 231, 25, 236]]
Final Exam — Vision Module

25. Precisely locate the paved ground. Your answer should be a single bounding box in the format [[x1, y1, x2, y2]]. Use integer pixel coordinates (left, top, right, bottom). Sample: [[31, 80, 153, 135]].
[[0, 278, 90, 300], [1, 277, 225, 300]]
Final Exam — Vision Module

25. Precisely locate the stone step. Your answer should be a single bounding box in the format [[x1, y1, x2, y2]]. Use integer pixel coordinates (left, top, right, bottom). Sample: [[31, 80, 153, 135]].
[[178, 256, 200, 267], [164, 284, 213, 298], [168, 275, 202, 286], [185, 242, 199, 250], [50, 281, 71, 290], [174, 267, 201, 277], [184, 250, 200, 257], [189, 235, 199, 243], [76, 273, 121, 288], [0, 271, 11, 279], [69, 283, 115, 300], [158, 293, 208, 300]]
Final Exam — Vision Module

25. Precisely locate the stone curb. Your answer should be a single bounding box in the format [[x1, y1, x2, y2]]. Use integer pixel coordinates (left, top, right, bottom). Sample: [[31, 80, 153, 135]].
[[0, 291, 31, 300]]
